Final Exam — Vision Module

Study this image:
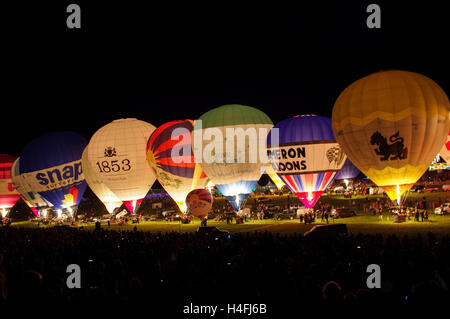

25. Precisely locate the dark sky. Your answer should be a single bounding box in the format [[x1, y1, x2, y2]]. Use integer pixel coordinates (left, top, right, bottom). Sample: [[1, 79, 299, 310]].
[[3, 0, 448, 156]]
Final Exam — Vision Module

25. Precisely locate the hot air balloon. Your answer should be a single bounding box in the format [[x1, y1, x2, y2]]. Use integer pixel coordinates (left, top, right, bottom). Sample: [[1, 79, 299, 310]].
[[267, 115, 347, 208], [146, 120, 209, 213], [332, 70, 450, 204], [19, 132, 88, 211], [439, 129, 450, 163], [0, 154, 21, 218], [186, 188, 213, 220], [87, 118, 157, 213], [266, 164, 285, 190], [193, 104, 273, 211], [335, 159, 360, 180], [10, 157, 52, 216], [81, 148, 122, 214]]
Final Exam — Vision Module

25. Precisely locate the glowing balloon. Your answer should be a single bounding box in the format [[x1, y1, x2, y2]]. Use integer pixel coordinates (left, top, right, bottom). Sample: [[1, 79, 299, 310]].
[[0, 154, 21, 217], [10, 157, 52, 216], [335, 159, 360, 180], [87, 118, 157, 213], [146, 120, 209, 213], [266, 164, 285, 190], [186, 188, 213, 220], [81, 148, 122, 214], [332, 70, 450, 202], [267, 115, 346, 208], [193, 104, 273, 211], [439, 129, 450, 163], [19, 132, 88, 209]]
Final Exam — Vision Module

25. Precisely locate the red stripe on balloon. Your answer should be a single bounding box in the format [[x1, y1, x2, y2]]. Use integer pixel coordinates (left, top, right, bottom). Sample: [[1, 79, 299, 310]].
[[147, 120, 183, 151], [154, 132, 192, 155], [157, 156, 196, 168]]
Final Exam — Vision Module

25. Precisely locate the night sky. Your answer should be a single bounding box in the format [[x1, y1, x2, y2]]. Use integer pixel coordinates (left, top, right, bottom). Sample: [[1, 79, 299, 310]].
[[3, 1, 448, 156]]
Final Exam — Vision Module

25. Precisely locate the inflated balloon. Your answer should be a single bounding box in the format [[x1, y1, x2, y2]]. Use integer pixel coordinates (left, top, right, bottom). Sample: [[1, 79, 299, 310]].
[[146, 120, 209, 213], [193, 104, 273, 211], [10, 157, 52, 215], [267, 115, 346, 208], [81, 148, 122, 214], [439, 129, 450, 163], [266, 164, 285, 190], [0, 154, 21, 216], [19, 132, 88, 209], [335, 159, 360, 180], [186, 188, 213, 220], [332, 70, 450, 202], [87, 118, 157, 213]]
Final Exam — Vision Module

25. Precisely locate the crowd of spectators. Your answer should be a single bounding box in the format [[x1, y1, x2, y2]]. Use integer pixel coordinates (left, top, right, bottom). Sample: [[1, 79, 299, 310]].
[[1, 226, 449, 305]]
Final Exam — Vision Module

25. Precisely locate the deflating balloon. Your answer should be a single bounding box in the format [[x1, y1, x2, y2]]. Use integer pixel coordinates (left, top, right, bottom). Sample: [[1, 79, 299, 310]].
[[186, 188, 213, 220], [146, 120, 209, 213], [81, 148, 122, 214], [19, 132, 88, 209], [267, 115, 346, 208], [10, 157, 52, 215], [439, 129, 450, 163], [332, 70, 450, 202], [193, 104, 273, 211], [335, 159, 360, 180], [87, 118, 157, 212], [0, 154, 21, 215]]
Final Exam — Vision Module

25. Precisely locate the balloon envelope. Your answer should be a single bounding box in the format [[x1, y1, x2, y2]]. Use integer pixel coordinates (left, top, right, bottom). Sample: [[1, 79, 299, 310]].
[[146, 120, 209, 213], [81, 148, 122, 214], [439, 129, 450, 163], [265, 164, 285, 190], [87, 118, 157, 212], [335, 159, 360, 180], [332, 70, 450, 201], [0, 154, 21, 210], [193, 104, 273, 211], [19, 132, 88, 209], [10, 157, 52, 215], [186, 188, 213, 219], [267, 115, 346, 208]]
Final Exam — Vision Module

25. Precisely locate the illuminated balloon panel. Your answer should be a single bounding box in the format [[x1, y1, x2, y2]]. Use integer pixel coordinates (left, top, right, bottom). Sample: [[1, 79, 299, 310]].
[[332, 70, 450, 201], [19, 132, 88, 209], [0, 154, 21, 214], [87, 118, 157, 211], [267, 115, 346, 208], [10, 157, 52, 215], [439, 129, 450, 163], [193, 104, 273, 211], [146, 120, 209, 213], [266, 164, 285, 190], [123, 199, 143, 214], [186, 188, 213, 220], [335, 158, 360, 180], [81, 148, 122, 214]]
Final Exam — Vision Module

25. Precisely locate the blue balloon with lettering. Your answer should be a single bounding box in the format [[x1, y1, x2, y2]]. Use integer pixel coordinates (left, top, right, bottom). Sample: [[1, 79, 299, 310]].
[[19, 131, 88, 209]]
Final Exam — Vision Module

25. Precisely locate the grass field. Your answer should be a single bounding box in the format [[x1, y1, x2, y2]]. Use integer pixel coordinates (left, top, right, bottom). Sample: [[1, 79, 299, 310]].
[[10, 212, 450, 237], [7, 192, 450, 237]]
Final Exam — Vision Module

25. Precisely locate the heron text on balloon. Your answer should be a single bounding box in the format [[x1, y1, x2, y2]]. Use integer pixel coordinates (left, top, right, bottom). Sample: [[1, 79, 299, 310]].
[[267, 143, 345, 174]]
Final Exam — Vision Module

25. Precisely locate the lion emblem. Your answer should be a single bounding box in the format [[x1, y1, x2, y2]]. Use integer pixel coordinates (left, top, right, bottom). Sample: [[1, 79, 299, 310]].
[[370, 131, 408, 161], [104, 147, 117, 157]]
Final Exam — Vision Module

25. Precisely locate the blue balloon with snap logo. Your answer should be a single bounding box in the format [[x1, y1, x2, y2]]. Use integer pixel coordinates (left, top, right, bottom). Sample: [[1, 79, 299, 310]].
[[19, 131, 88, 209]]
